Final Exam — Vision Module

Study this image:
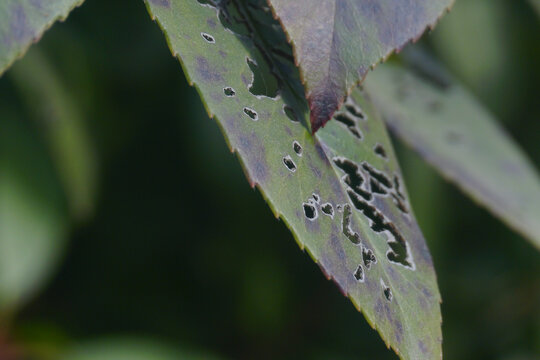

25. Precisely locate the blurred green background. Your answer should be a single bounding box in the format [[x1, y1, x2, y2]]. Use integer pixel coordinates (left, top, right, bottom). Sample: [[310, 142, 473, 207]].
[[0, 0, 539, 359]]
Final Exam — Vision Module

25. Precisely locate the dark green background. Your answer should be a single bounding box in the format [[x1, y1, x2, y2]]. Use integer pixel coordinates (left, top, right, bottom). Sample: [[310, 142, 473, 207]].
[[1, 0, 539, 359]]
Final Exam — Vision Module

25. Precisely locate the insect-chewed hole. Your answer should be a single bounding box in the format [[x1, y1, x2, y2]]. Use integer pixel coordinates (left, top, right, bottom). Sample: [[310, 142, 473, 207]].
[[373, 144, 387, 159], [354, 265, 364, 282], [243, 107, 258, 121], [345, 104, 366, 120], [321, 203, 334, 218], [381, 281, 392, 302], [334, 113, 362, 139], [293, 141, 302, 156], [246, 57, 279, 98], [312, 193, 320, 203], [333, 157, 372, 201], [362, 162, 392, 188], [223, 87, 236, 97], [303, 202, 317, 220], [342, 204, 361, 245], [362, 247, 377, 269], [370, 179, 388, 195], [283, 155, 296, 172], [283, 105, 299, 122], [201, 32, 215, 43]]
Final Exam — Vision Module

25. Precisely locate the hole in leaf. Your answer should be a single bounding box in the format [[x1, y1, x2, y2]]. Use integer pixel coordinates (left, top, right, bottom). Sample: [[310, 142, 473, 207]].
[[312, 193, 320, 203], [201, 32, 215, 43], [354, 265, 365, 282], [246, 57, 279, 98], [333, 157, 372, 201], [283, 105, 299, 122], [391, 194, 409, 214], [370, 179, 388, 195], [393, 175, 405, 200], [342, 204, 360, 245], [362, 163, 392, 188], [362, 247, 377, 269], [283, 155, 296, 172], [303, 202, 317, 221], [346, 190, 414, 269], [223, 87, 236, 96], [321, 203, 334, 218], [345, 103, 365, 120], [373, 144, 387, 159], [293, 141, 302, 156], [243, 107, 258, 121], [381, 280, 392, 302], [334, 113, 362, 139]]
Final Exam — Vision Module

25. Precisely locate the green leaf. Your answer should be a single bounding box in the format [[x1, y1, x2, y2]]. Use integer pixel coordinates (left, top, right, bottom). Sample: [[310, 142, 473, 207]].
[[265, 0, 454, 132], [145, 1, 441, 358], [364, 62, 540, 249], [530, 0, 540, 16], [0, 0, 84, 76], [0, 111, 68, 316], [61, 337, 223, 360], [9, 48, 98, 221]]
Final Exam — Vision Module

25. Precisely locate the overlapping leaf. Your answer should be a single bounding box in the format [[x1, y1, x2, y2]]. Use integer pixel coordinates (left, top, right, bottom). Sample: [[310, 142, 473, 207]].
[[365, 62, 540, 249], [0, 0, 84, 76], [266, 0, 454, 132], [145, 1, 441, 358]]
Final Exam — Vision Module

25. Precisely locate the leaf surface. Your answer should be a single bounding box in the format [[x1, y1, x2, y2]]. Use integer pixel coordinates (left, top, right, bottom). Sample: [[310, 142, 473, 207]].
[[145, 1, 441, 358], [265, 0, 453, 132], [0, 0, 84, 76], [365, 62, 540, 249]]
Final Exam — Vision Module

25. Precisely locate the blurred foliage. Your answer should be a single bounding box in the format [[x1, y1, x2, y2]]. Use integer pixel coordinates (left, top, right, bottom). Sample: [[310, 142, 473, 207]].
[[0, 0, 539, 359]]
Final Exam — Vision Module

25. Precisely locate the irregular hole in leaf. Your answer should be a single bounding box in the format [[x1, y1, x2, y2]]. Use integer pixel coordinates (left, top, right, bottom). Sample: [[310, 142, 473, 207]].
[[381, 279, 393, 302], [243, 107, 258, 121], [370, 178, 388, 196], [347, 190, 414, 269], [373, 144, 388, 159], [333, 157, 372, 201], [342, 204, 361, 245], [201, 32, 215, 43], [336, 204, 343, 212], [362, 247, 377, 269], [334, 113, 362, 139], [393, 175, 406, 200], [246, 56, 279, 98], [391, 194, 409, 214], [345, 103, 366, 120], [362, 162, 392, 189], [354, 265, 365, 282], [312, 193, 320, 203], [282, 155, 296, 172], [321, 203, 334, 218], [303, 201, 317, 221], [283, 105, 299, 123], [223, 87, 236, 96], [293, 140, 302, 156], [198, 0, 251, 37]]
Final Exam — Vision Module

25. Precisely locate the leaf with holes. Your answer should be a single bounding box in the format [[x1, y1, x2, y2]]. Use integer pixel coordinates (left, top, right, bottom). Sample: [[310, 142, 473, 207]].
[[0, 0, 84, 76], [265, 0, 454, 132], [364, 62, 540, 249], [145, 1, 441, 358]]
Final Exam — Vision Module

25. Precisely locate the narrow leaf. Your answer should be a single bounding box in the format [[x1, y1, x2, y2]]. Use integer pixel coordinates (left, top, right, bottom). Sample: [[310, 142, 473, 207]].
[[0, 0, 84, 76], [265, 0, 454, 132], [9, 49, 98, 221], [365, 62, 540, 249], [0, 110, 68, 316], [145, 1, 441, 358]]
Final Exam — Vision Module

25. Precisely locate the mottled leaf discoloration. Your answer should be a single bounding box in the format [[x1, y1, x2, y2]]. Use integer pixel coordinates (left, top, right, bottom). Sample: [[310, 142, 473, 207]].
[[0, 0, 84, 76], [266, 0, 454, 132], [365, 63, 540, 249], [145, 1, 441, 358]]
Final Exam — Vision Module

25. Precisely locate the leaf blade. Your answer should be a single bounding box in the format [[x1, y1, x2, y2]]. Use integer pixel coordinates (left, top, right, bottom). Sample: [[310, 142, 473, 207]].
[[0, 0, 84, 76], [365, 62, 540, 249], [145, 1, 441, 358], [265, 0, 454, 131]]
